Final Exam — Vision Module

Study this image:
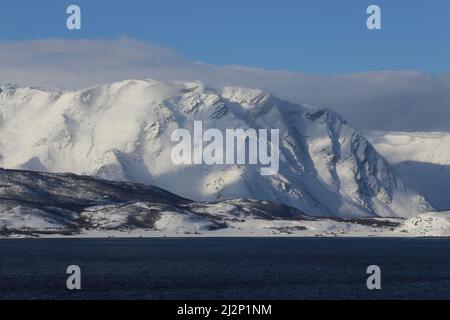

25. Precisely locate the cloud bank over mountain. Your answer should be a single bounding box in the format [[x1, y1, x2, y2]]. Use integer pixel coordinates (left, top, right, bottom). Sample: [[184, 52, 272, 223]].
[[1, 37, 450, 131]]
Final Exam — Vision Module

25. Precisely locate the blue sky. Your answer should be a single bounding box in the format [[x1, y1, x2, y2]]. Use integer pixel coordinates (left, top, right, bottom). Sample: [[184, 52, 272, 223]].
[[0, 0, 449, 74]]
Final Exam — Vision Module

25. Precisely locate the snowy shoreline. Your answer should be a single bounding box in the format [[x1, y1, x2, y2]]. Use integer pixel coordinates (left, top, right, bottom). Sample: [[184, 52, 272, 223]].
[[3, 212, 449, 239]]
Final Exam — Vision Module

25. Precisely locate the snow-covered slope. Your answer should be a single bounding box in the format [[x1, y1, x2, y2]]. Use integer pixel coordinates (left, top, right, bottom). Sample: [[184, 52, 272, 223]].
[[0, 168, 413, 237], [396, 212, 450, 237], [366, 131, 450, 165], [0, 168, 312, 236], [0, 80, 430, 217], [367, 131, 450, 210]]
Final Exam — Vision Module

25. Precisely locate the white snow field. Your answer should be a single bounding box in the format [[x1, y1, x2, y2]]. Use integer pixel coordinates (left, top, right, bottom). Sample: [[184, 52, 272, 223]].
[[396, 212, 450, 236]]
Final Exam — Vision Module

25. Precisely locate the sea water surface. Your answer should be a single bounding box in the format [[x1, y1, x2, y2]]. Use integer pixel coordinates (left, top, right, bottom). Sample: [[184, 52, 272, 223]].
[[0, 238, 449, 299]]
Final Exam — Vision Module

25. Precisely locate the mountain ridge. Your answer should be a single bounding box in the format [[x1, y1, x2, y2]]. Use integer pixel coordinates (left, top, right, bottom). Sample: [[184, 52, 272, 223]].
[[0, 167, 312, 236]]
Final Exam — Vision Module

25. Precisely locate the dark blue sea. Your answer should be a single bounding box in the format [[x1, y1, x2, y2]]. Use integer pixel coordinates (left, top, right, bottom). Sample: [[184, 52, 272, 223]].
[[0, 238, 449, 300]]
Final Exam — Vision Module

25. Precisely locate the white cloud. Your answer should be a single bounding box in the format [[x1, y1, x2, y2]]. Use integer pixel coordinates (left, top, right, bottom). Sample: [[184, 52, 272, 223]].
[[1, 37, 450, 131]]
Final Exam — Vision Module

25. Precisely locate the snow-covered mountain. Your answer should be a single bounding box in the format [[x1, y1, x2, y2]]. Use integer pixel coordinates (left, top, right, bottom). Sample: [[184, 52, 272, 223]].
[[0, 79, 431, 218], [367, 131, 450, 210]]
